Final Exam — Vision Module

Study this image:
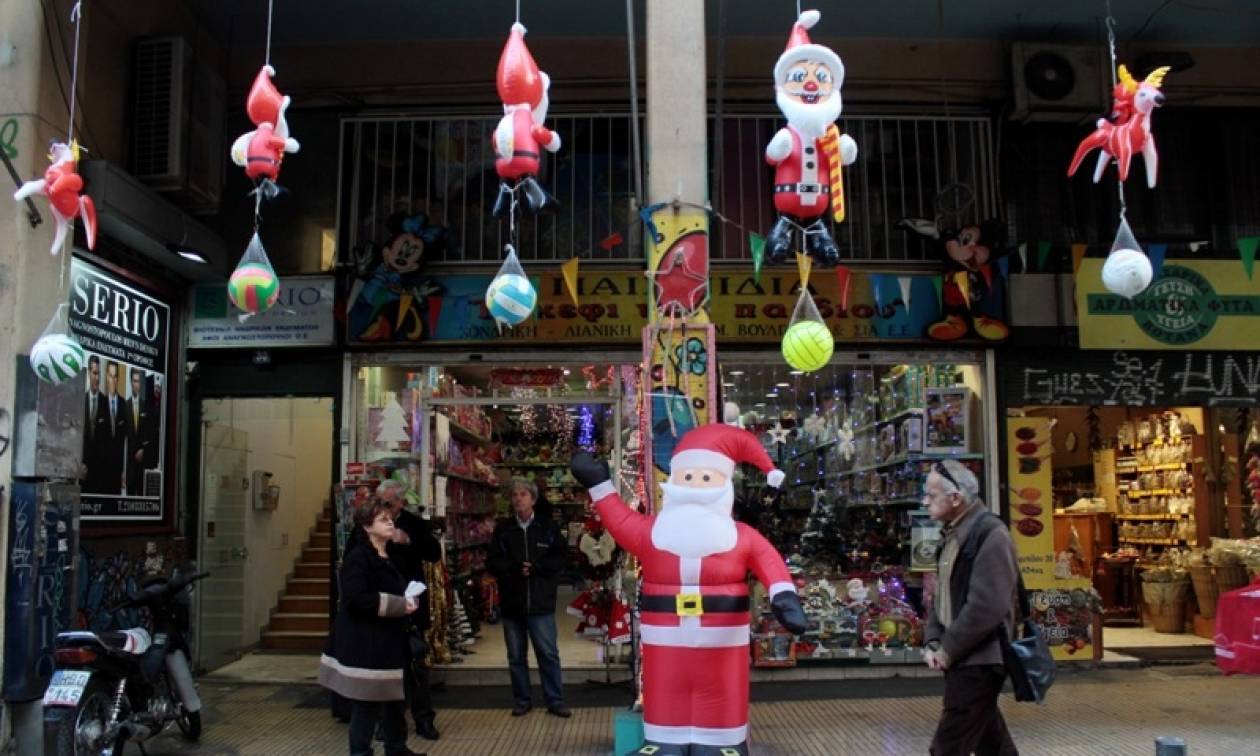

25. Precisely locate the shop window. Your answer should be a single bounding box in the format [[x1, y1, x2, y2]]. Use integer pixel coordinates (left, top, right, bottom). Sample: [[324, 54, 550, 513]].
[[720, 355, 988, 664]]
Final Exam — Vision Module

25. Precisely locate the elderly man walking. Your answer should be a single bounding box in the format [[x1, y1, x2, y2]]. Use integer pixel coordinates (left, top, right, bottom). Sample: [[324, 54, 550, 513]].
[[922, 459, 1021, 756]]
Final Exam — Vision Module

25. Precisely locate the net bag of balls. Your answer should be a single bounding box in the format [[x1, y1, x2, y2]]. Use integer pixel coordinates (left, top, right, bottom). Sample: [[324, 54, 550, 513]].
[[228, 232, 281, 316], [30, 303, 87, 385], [782, 287, 834, 373], [485, 245, 538, 331]]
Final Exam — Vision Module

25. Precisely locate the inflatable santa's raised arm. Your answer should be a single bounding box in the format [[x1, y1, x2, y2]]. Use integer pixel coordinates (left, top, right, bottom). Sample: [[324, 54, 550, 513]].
[[570, 424, 806, 756]]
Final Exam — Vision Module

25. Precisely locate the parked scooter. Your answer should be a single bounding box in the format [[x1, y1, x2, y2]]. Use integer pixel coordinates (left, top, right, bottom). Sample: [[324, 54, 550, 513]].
[[43, 567, 208, 756]]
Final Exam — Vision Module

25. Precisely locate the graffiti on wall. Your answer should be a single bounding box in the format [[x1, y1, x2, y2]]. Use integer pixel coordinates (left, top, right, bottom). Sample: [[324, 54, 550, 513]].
[[76, 538, 184, 633]]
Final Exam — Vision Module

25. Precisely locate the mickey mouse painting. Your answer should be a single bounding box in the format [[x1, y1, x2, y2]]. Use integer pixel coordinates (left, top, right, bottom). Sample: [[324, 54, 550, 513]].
[[898, 217, 1010, 341], [347, 212, 448, 341]]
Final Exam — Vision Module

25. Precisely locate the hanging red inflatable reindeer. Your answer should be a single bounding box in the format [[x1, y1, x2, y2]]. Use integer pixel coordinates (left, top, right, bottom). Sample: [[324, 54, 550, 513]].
[[14, 140, 97, 256], [230, 65, 301, 196], [1067, 65, 1169, 189]]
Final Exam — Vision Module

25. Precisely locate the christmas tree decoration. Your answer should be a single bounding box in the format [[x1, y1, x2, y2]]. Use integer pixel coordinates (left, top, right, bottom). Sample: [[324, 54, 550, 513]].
[[30, 305, 85, 385], [375, 395, 410, 451], [782, 288, 834, 372], [763, 9, 856, 267], [1067, 64, 1169, 189], [491, 21, 560, 218], [485, 247, 537, 330], [228, 233, 281, 315], [1101, 216, 1152, 298], [14, 141, 97, 256]]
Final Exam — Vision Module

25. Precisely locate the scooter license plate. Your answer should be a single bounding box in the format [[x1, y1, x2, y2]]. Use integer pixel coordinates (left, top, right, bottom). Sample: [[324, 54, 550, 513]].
[[42, 670, 92, 707]]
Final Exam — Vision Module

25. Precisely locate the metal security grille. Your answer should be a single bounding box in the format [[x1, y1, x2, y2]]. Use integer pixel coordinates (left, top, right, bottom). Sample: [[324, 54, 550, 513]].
[[338, 112, 995, 265]]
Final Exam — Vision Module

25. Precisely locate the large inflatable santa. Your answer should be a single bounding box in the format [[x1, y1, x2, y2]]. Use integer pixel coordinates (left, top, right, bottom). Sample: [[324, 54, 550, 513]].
[[571, 425, 806, 756], [492, 22, 561, 218], [764, 9, 857, 267]]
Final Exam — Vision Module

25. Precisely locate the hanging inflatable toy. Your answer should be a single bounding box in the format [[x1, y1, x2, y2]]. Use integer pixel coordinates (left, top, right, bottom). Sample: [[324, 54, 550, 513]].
[[1067, 65, 1169, 189], [230, 65, 301, 198], [491, 23, 561, 218], [14, 140, 97, 255], [764, 9, 857, 267]]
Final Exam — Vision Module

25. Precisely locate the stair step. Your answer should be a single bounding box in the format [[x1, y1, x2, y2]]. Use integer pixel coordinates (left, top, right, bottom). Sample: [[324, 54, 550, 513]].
[[293, 562, 329, 579], [279, 596, 329, 613], [301, 546, 331, 562], [268, 613, 330, 632], [287, 578, 330, 596], [308, 533, 331, 549], [259, 631, 328, 652]]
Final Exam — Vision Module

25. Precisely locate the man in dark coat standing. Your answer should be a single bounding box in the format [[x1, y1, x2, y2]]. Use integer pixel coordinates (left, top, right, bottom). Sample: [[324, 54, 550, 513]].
[[124, 366, 155, 495], [81, 355, 108, 494], [487, 478, 570, 718], [377, 479, 443, 740]]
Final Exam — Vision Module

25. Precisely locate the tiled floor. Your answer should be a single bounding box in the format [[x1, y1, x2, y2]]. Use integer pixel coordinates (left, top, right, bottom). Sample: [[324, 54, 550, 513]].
[[149, 664, 1260, 755], [1104, 625, 1214, 648]]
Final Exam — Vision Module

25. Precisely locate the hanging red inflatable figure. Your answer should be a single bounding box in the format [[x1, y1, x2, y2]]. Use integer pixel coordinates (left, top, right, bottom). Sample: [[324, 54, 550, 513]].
[[570, 425, 806, 756], [14, 140, 97, 255], [491, 23, 561, 218], [1067, 65, 1169, 189], [230, 65, 301, 198]]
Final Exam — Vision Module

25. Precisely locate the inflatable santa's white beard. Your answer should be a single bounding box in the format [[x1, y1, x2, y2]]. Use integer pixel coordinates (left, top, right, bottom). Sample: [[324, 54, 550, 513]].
[[775, 88, 842, 141], [652, 481, 738, 559]]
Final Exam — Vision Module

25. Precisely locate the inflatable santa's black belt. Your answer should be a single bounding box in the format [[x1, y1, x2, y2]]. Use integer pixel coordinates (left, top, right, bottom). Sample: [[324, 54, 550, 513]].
[[640, 594, 750, 615], [774, 183, 829, 194]]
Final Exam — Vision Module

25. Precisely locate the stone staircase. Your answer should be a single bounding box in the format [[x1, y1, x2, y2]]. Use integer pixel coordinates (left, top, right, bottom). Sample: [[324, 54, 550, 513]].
[[259, 508, 333, 652]]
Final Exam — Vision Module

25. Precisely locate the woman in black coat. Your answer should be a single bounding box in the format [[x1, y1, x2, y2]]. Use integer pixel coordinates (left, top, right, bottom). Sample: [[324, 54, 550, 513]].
[[319, 498, 425, 756]]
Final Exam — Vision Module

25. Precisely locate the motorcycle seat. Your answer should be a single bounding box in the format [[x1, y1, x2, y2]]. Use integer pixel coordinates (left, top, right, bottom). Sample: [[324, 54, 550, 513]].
[[100, 628, 153, 655]]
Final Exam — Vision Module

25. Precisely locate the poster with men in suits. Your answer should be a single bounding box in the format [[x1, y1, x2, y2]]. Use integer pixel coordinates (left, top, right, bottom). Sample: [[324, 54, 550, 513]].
[[70, 259, 170, 521]]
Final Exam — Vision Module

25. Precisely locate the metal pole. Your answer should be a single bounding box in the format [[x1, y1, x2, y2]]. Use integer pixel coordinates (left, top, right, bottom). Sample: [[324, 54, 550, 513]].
[[625, 0, 644, 208]]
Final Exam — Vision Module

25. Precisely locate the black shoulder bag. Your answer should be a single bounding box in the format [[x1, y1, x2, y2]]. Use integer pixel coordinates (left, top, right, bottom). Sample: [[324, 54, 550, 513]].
[[963, 515, 1056, 704]]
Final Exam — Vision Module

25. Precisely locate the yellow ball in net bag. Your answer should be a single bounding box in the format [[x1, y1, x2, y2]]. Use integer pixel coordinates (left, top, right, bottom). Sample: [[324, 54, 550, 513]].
[[781, 320, 834, 373]]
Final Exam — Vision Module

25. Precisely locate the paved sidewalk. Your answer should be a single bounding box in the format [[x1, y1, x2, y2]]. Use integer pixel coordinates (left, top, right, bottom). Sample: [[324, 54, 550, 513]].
[[147, 665, 1259, 755]]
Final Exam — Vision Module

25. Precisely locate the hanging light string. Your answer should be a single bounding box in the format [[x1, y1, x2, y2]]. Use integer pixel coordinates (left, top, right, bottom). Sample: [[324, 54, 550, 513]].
[[66, 2, 84, 143], [1104, 1, 1127, 218]]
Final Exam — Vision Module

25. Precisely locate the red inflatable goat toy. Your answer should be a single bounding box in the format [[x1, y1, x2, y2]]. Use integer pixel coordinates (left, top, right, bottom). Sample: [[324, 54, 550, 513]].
[[230, 65, 301, 196], [1068, 65, 1169, 189], [492, 23, 561, 218], [14, 140, 97, 256]]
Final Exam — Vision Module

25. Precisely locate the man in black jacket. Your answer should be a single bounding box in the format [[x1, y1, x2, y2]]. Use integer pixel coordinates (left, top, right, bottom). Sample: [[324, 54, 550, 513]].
[[377, 479, 443, 740], [486, 478, 570, 718]]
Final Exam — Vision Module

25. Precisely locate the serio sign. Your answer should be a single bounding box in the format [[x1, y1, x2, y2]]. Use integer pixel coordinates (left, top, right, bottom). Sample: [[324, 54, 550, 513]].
[[69, 260, 170, 521]]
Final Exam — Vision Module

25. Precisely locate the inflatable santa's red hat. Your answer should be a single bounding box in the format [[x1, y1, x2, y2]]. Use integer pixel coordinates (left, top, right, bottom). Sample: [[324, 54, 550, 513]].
[[496, 22, 544, 107], [670, 424, 786, 488], [774, 9, 844, 88], [246, 66, 286, 127]]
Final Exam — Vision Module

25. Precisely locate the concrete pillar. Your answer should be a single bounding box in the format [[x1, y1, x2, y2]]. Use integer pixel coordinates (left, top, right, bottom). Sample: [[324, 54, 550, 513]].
[[645, 0, 707, 205], [0, 0, 78, 751]]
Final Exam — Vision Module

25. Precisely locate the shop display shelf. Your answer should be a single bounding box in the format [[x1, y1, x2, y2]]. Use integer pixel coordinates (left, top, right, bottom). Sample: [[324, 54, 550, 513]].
[[499, 462, 569, 468], [438, 413, 492, 446], [444, 509, 496, 516], [829, 452, 985, 478], [1115, 514, 1188, 521], [449, 540, 490, 550], [851, 407, 925, 436], [1118, 536, 1186, 545], [1125, 488, 1191, 498], [846, 497, 923, 508], [1117, 462, 1192, 473], [436, 468, 500, 487], [785, 439, 837, 463]]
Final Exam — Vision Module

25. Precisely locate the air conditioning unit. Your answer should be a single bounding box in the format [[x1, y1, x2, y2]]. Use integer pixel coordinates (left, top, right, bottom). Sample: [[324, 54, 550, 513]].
[[131, 37, 224, 215], [1009, 43, 1108, 123]]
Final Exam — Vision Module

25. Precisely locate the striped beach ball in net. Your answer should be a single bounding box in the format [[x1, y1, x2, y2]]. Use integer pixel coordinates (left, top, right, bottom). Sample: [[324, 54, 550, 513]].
[[31, 333, 87, 384], [486, 273, 537, 329], [781, 320, 834, 373], [229, 263, 280, 314]]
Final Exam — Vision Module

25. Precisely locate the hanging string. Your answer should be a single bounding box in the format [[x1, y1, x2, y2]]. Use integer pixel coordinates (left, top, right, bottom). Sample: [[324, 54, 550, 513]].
[[265, 0, 275, 68], [516, 0, 522, 25], [795, 0, 801, 19], [66, 2, 84, 142], [1104, 1, 1127, 218]]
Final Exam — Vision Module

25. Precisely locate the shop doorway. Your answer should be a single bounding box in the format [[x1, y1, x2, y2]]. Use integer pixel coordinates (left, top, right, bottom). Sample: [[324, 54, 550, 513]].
[[196, 397, 335, 672]]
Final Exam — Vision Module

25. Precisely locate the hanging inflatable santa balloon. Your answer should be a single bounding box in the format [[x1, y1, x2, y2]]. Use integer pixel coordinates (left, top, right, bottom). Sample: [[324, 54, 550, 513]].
[[571, 425, 806, 756], [230, 65, 301, 197], [764, 9, 857, 267], [492, 23, 561, 218]]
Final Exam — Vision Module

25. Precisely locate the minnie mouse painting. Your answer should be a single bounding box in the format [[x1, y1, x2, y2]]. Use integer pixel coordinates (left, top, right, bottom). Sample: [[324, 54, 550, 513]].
[[347, 212, 448, 341], [898, 218, 1010, 341]]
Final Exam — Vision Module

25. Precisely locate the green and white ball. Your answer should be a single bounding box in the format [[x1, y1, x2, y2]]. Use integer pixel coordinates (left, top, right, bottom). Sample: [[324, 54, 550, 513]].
[[486, 273, 537, 329], [31, 333, 87, 385], [781, 320, 834, 373]]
